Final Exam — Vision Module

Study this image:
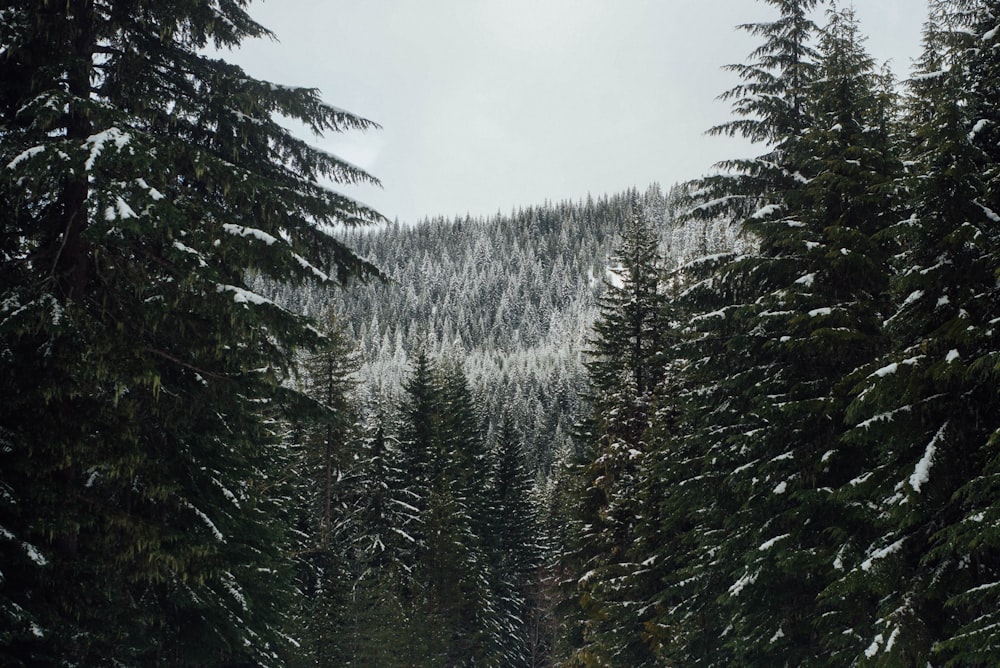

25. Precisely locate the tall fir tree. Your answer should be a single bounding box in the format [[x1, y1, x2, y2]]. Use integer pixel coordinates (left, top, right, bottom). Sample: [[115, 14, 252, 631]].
[[287, 312, 363, 667], [487, 415, 543, 668], [568, 194, 668, 666], [673, 1, 903, 663], [0, 1, 381, 664], [831, 2, 1000, 663]]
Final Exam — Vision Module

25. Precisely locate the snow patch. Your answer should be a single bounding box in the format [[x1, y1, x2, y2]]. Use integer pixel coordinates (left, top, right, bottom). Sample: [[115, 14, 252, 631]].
[[729, 569, 758, 596], [871, 356, 921, 379], [758, 533, 790, 551], [217, 284, 275, 307], [809, 307, 832, 317], [773, 480, 787, 495], [83, 127, 131, 170], [885, 626, 901, 653], [861, 538, 905, 572], [770, 627, 785, 643], [23, 542, 47, 566], [104, 197, 137, 221], [903, 290, 924, 306], [293, 252, 329, 282], [910, 423, 947, 493], [184, 501, 225, 542], [223, 572, 248, 611], [6, 145, 46, 170], [751, 204, 782, 220], [222, 223, 279, 245], [873, 362, 899, 377], [977, 202, 1000, 223], [865, 633, 884, 658], [795, 273, 815, 288], [946, 349, 960, 364], [969, 118, 988, 141]]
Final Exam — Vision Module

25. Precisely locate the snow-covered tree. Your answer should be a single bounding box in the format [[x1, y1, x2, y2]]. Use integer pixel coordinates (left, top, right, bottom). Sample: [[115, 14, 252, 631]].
[[830, 2, 1000, 663], [567, 194, 669, 666], [0, 1, 381, 663]]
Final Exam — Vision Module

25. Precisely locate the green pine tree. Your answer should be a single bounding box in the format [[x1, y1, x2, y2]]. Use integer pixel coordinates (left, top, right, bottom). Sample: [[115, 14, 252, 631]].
[[568, 194, 668, 666], [0, 1, 381, 664], [831, 3, 1000, 663]]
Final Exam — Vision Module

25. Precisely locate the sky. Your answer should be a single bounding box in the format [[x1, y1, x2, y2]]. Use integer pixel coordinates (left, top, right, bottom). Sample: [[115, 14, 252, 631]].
[[231, 1, 929, 224]]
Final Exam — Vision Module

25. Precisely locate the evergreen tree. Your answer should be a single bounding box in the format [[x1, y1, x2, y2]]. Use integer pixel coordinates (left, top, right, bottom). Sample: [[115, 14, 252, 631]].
[[487, 416, 543, 667], [0, 1, 380, 663], [287, 313, 362, 667], [568, 194, 668, 665], [390, 351, 497, 665], [831, 3, 1000, 663], [674, 2, 901, 663]]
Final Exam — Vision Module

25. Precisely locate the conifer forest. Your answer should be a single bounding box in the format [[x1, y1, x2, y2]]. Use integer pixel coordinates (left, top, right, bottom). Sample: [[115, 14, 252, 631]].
[[3, 0, 1000, 666]]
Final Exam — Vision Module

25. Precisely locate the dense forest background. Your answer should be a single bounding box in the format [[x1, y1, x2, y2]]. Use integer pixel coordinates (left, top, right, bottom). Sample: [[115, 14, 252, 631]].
[[3, 0, 1000, 666]]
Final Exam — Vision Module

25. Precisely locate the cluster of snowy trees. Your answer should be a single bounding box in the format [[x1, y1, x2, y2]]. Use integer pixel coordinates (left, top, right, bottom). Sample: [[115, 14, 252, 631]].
[[284, 325, 544, 666], [265, 185, 733, 477], [4, 0, 1000, 665], [558, 1, 1000, 665]]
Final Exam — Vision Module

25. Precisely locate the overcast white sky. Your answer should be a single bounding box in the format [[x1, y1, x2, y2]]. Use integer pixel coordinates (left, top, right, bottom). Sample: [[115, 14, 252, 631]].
[[232, 1, 928, 224]]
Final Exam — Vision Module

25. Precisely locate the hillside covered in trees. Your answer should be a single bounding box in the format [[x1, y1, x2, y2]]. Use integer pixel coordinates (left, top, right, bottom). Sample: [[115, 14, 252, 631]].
[[3, 0, 1000, 666]]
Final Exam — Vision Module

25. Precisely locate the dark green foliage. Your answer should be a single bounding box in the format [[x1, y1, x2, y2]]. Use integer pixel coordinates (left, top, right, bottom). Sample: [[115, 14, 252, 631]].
[[285, 313, 364, 667], [565, 195, 671, 666], [829, 3, 1000, 664], [0, 1, 380, 664]]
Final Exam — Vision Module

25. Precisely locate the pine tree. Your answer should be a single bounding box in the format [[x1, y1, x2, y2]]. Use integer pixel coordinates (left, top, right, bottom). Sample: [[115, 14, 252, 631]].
[[672, 2, 903, 663], [830, 3, 1000, 663], [668, 2, 822, 664], [288, 312, 363, 667], [0, 1, 381, 663], [723, 8, 899, 663], [487, 416, 543, 667], [390, 351, 498, 665], [569, 194, 668, 665]]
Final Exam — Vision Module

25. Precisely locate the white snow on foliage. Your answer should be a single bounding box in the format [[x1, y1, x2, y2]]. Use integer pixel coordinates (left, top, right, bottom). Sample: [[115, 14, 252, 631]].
[[770, 627, 785, 643], [772, 480, 787, 495], [861, 538, 905, 572], [223, 223, 278, 245], [978, 202, 1000, 223], [6, 145, 46, 170], [910, 422, 947, 493], [758, 533, 790, 551], [136, 177, 164, 201], [946, 349, 960, 363], [795, 273, 815, 287], [184, 501, 225, 542], [217, 284, 275, 307], [751, 204, 781, 219], [223, 572, 248, 611], [809, 307, 832, 317], [104, 197, 137, 221], [865, 633, 884, 659], [969, 118, 988, 141], [903, 290, 924, 306], [83, 127, 131, 170], [23, 541, 48, 566], [293, 253, 329, 282], [872, 356, 921, 378], [729, 569, 758, 596]]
